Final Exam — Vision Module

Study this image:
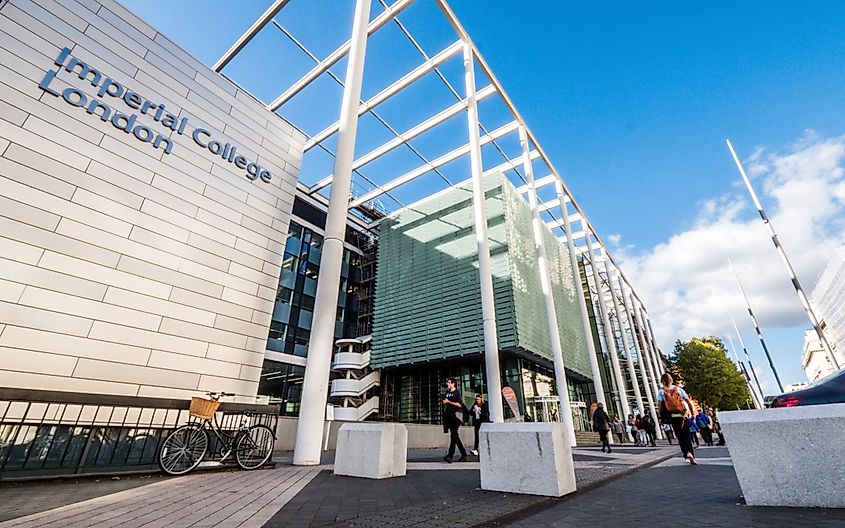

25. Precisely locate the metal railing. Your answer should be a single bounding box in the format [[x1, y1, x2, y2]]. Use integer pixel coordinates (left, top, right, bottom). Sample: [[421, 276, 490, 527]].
[[0, 388, 279, 480]]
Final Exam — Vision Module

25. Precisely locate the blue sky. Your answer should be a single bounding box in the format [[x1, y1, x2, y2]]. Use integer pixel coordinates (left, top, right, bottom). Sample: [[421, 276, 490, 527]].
[[123, 0, 845, 392]]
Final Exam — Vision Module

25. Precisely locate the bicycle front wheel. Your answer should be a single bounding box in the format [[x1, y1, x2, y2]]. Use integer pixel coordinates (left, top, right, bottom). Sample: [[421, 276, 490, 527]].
[[159, 423, 208, 475], [235, 425, 274, 470]]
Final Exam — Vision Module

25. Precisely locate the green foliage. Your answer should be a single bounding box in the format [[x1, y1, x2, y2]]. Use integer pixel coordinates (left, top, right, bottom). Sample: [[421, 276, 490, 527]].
[[670, 336, 752, 410]]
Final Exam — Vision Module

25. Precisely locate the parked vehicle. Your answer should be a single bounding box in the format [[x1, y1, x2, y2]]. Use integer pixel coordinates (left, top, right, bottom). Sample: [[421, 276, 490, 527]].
[[769, 369, 845, 408]]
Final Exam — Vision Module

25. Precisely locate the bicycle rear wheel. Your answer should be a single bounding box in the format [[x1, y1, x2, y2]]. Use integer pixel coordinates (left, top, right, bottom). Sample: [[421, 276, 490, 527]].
[[159, 423, 208, 475], [235, 424, 274, 470]]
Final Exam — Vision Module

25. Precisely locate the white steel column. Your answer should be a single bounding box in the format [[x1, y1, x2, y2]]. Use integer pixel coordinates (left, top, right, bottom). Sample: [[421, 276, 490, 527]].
[[622, 287, 660, 431], [585, 245, 630, 423], [521, 127, 574, 445], [293, 0, 371, 466], [645, 316, 664, 379], [641, 309, 665, 383], [606, 263, 645, 416], [557, 185, 607, 413], [631, 299, 664, 439], [463, 42, 504, 424]]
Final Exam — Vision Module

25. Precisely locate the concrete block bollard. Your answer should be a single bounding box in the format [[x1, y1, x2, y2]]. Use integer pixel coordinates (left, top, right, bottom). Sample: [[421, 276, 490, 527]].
[[720, 403, 845, 507], [333, 423, 408, 479], [479, 422, 576, 497]]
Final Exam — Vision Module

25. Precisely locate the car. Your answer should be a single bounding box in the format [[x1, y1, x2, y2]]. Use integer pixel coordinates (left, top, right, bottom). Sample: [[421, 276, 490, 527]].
[[769, 369, 845, 407]]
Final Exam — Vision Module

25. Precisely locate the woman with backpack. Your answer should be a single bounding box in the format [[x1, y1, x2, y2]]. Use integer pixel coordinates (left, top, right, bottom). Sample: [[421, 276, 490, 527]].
[[657, 373, 697, 465]]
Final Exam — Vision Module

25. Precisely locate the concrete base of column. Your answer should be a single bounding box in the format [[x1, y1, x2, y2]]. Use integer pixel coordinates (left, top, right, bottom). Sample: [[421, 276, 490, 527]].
[[479, 422, 576, 497]]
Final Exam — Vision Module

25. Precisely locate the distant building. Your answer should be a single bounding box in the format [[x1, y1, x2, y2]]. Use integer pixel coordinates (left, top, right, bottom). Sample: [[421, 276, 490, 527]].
[[807, 248, 845, 378], [803, 330, 836, 383], [784, 382, 808, 393]]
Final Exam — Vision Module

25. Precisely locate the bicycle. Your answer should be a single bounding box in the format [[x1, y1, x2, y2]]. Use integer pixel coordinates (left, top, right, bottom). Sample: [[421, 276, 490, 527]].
[[157, 392, 275, 475]]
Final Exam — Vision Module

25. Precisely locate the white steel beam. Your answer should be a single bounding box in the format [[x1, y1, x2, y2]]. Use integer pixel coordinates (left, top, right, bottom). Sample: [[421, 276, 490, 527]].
[[464, 43, 504, 424], [308, 84, 496, 194], [304, 39, 465, 151], [268, 0, 415, 111], [347, 120, 519, 208], [293, 0, 371, 466], [556, 179, 607, 432], [524, 127, 575, 445], [607, 261, 645, 418], [515, 174, 556, 194], [213, 0, 291, 72]]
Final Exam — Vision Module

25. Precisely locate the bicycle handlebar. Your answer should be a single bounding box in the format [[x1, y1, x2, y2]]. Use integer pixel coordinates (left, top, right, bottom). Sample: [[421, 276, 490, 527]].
[[205, 391, 236, 400]]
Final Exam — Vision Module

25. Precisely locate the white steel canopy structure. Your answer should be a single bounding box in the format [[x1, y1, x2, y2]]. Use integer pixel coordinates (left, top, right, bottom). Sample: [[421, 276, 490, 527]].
[[213, 0, 668, 463]]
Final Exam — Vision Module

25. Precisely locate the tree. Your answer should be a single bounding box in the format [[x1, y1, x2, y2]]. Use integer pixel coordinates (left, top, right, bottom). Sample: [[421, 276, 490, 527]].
[[670, 336, 752, 410]]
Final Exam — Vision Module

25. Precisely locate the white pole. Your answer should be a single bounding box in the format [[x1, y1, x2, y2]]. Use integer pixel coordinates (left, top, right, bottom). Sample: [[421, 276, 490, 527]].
[[632, 300, 664, 439], [463, 42, 504, 424], [606, 262, 645, 417], [729, 258, 785, 392], [727, 335, 762, 409], [293, 0, 371, 466], [727, 139, 841, 371], [585, 242, 629, 424], [642, 312, 664, 383], [558, 187, 607, 414], [521, 127, 575, 446], [621, 287, 661, 437], [730, 312, 766, 403]]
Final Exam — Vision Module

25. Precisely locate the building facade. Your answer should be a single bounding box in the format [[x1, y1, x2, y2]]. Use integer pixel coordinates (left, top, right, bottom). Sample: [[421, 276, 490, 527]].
[[0, 0, 669, 441], [809, 248, 845, 374], [0, 0, 302, 401]]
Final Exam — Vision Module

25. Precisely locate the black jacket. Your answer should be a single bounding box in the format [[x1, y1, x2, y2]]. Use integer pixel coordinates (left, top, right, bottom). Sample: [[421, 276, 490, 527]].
[[592, 409, 611, 432], [470, 402, 490, 425]]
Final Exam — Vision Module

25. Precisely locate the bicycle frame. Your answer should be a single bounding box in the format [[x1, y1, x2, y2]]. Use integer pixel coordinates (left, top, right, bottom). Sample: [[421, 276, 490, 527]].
[[194, 412, 251, 462]]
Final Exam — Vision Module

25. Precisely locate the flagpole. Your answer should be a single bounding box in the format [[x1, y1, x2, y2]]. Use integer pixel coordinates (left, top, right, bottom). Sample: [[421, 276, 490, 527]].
[[729, 259, 784, 392], [726, 139, 841, 371], [730, 311, 766, 402]]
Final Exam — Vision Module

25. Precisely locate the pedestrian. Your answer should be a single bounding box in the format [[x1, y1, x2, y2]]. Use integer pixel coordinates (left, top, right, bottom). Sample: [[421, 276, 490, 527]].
[[635, 414, 648, 446], [592, 402, 612, 453], [695, 409, 713, 446], [687, 416, 700, 447], [642, 413, 657, 447], [627, 414, 637, 444], [662, 422, 674, 444], [657, 372, 698, 465], [442, 377, 467, 463], [469, 393, 489, 456], [612, 416, 626, 444]]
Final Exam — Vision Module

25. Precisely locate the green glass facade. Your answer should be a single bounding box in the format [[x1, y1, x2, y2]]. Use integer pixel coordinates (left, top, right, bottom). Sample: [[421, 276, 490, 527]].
[[372, 175, 591, 378]]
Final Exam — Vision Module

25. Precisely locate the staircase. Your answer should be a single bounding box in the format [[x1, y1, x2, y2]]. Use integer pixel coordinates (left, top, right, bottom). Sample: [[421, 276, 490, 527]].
[[328, 335, 380, 421]]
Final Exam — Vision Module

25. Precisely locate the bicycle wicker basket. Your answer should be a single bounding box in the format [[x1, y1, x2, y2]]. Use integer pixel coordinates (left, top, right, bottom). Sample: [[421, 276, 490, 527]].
[[189, 397, 221, 420]]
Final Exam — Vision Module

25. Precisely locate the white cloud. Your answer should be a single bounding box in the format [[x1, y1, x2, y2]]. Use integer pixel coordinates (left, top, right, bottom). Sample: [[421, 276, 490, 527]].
[[618, 132, 845, 391]]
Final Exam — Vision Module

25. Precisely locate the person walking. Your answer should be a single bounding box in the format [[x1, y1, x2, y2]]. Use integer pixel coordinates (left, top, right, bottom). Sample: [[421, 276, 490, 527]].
[[662, 422, 674, 444], [688, 416, 700, 448], [612, 416, 626, 444], [642, 413, 657, 447], [635, 414, 648, 446], [592, 402, 612, 453], [657, 373, 697, 465], [442, 377, 467, 463], [695, 409, 713, 446], [627, 414, 638, 445], [469, 393, 489, 456]]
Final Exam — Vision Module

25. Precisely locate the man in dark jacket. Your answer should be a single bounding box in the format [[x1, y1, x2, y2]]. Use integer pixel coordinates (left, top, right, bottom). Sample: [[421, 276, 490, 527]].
[[641, 413, 657, 447], [592, 402, 612, 453], [442, 377, 466, 463], [469, 393, 490, 455]]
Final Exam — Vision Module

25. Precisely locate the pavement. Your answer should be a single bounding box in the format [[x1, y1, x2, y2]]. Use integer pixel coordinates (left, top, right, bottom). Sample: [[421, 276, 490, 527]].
[[1, 443, 843, 527]]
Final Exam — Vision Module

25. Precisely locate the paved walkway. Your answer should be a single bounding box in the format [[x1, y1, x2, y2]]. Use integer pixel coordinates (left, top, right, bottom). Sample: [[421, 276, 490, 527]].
[[0, 446, 674, 527], [12, 444, 843, 527], [503, 447, 845, 528]]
